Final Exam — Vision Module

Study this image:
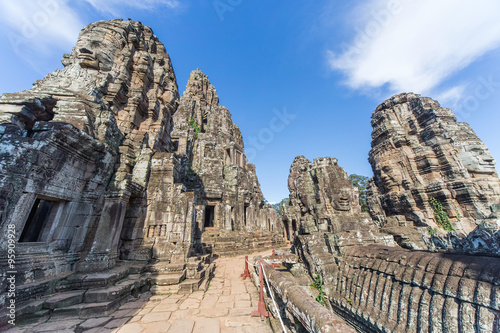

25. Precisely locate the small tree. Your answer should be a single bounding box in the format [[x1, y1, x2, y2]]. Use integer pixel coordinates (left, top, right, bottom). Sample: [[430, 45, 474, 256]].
[[349, 174, 369, 212], [272, 198, 290, 217], [429, 197, 454, 232], [188, 118, 201, 139]]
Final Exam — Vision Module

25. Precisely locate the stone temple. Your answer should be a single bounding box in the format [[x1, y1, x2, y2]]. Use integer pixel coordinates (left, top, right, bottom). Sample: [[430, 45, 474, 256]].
[[281, 93, 500, 333], [1, 19, 499, 333], [0, 19, 283, 315]]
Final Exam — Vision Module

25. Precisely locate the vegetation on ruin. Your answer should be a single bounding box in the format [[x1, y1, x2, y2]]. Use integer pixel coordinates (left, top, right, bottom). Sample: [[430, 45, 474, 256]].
[[349, 174, 369, 212], [455, 204, 462, 223], [188, 118, 202, 139], [429, 197, 455, 232], [311, 273, 327, 306], [272, 198, 290, 217], [428, 227, 438, 235]]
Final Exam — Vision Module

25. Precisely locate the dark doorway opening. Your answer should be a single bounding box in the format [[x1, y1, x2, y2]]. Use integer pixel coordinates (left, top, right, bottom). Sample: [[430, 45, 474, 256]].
[[19, 198, 58, 242], [244, 205, 248, 225], [231, 207, 235, 231], [283, 220, 290, 240], [204, 205, 215, 228]]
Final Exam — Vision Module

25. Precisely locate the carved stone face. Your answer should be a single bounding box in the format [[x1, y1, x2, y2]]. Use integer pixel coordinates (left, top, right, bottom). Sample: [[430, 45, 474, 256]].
[[332, 187, 354, 211], [70, 26, 127, 72], [458, 142, 496, 174], [76, 46, 99, 70], [380, 163, 403, 191]]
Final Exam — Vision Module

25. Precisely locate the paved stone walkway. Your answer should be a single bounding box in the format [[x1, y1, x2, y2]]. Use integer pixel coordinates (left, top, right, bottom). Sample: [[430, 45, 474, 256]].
[[6, 251, 274, 332], [114, 252, 273, 333]]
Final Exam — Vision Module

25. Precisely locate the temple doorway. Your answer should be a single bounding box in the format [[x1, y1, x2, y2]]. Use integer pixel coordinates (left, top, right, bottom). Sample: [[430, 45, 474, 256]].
[[204, 205, 215, 228]]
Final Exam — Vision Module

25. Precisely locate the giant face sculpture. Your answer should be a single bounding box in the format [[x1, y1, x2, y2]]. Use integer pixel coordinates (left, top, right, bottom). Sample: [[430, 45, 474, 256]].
[[379, 163, 404, 192], [332, 187, 354, 211], [458, 142, 497, 175], [64, 22, 130, 73]]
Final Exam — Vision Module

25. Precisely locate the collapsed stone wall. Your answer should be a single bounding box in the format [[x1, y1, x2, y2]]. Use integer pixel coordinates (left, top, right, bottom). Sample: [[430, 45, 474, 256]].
[[172, 70, 283, 252], [367, 93, 500, 253]]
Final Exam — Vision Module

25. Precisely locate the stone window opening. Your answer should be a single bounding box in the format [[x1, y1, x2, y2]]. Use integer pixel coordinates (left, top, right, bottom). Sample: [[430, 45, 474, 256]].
[[204, 205, 215, 228], [172, 140, 179, 152], [202, 116, 208, 131], [19, 197, 63, 243]]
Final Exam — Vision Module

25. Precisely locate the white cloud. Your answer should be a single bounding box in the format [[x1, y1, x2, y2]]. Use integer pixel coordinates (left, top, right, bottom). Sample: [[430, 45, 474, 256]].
[[0, 0, 182, 74], [328, 0, 500, 94], [83, 0, 180, 16], [0, 0, 83, 54], [436, 84, 467, 108]]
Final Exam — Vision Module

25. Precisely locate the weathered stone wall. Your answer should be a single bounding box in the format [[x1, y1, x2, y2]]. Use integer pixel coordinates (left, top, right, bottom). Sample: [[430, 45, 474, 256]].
[[367, 93, 500, 252], [325, 245, 500, 333], [254, 258, 356, 333], [0, 122, 117, 288]]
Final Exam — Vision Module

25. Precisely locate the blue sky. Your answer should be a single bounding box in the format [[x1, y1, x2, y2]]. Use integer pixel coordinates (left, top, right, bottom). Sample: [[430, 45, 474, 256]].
[[1, 0, 500, 203]]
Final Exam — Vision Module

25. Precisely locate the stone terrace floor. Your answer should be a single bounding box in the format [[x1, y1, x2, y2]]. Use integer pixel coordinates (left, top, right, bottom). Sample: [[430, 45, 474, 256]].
[[6, 251, 274, 333]]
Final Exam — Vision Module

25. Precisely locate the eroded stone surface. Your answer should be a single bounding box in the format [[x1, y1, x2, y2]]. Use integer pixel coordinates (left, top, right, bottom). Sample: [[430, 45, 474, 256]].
[[326, 245, 500, 333]]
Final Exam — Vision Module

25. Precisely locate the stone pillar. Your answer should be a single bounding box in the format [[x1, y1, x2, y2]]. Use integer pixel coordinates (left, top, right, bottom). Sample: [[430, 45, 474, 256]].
[[79, 190, 130, 271]]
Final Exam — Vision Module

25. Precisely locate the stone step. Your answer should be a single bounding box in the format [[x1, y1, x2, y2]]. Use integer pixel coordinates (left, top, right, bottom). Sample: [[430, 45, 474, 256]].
[[199, 263, 216, 291], [43, 290, 85, 310], [52, 299, 121, 318], [84, 282, 133, 303], [187, 254, 212, 264], [13, 272, 72, 304], [179, 261, 216, 294], [178, 279, 201, 294], [151, 271, 186, 286], [56, 262, 144, 292], [150, 284, 179, 295], [84, 273, 150, 303], [146, 262, 186, 273], [0, 299, 47, 328]]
